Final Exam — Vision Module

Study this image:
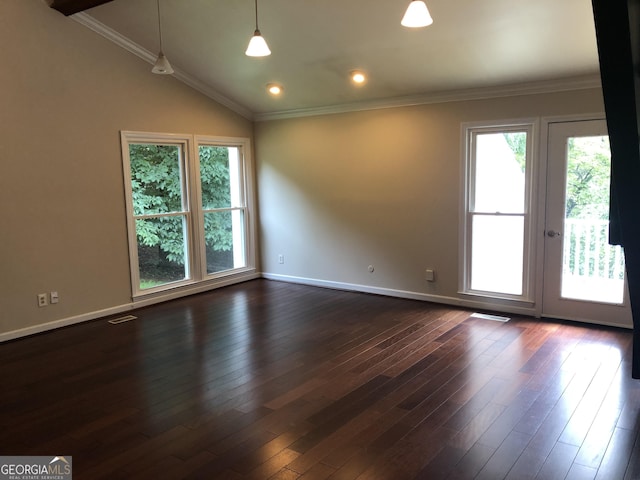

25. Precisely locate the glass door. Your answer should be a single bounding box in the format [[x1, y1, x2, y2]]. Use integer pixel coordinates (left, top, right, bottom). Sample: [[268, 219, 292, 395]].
[[542, 120, 632, 327]]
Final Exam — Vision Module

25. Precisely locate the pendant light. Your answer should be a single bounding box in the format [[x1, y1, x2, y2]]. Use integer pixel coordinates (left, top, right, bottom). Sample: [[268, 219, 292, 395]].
[[152, 0, 174, 74], [401, 1, 433, 28], [245, 0, 271, 57]]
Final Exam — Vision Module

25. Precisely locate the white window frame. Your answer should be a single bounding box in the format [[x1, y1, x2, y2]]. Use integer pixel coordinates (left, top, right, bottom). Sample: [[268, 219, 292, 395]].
[[194, 135, 254, 278], [121, 131, 257, 300], [459, 120, 538, 304]]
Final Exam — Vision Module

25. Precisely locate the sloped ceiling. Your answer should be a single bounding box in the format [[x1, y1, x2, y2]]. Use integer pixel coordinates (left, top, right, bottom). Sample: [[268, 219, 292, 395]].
[[71, 0, 601, 119]]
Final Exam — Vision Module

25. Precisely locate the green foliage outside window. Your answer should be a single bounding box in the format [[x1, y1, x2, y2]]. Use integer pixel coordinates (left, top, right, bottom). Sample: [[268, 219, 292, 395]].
[[501, 133, 611, 220], [199, 145, 234, 253], [503, 132, 526, 173], [565, 136, 611, 220], [129, 144, 234, 280]]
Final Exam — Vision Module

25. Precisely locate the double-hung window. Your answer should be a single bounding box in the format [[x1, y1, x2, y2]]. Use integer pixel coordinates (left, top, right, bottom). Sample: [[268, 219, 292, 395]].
[[461, 121, 535, 301], [197, 140, 248, 275], [121, 132, 256, 298]]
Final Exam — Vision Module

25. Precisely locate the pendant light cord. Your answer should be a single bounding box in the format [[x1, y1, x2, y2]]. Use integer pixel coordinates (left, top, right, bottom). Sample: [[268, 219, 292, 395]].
[[254, 0, 259, 30], [157, 0, 164, 52]]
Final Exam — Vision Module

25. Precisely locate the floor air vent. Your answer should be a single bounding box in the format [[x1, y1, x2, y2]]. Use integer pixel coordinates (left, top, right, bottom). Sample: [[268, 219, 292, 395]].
[[108, 315, 137, 325], [470, 312, 510, 322]]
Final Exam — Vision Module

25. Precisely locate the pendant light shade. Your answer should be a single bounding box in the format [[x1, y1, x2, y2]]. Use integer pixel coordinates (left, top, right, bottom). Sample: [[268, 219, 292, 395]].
[[401, 1, 433, 28], [152, 52, 174, 74], [246, 30, 271, 57], [246, 0, 271, 57], [152, 0, 174, 74]]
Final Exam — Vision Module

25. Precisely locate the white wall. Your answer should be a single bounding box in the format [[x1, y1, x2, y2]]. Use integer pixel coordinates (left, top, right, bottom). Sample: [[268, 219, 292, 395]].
[[255, 90, 605, 313], [0, 0, 253, 339]]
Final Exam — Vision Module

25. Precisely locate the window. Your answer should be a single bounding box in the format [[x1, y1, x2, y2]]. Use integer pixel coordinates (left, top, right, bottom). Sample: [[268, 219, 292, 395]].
[[121, 132, 255, 297], [461, 122, 535, 301], [197, 142, 247, 274]]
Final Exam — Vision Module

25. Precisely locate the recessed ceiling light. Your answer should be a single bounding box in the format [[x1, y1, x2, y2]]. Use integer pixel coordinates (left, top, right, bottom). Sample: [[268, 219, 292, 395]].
[[350, 70, 367, 85], [266, 83, 283, 95]]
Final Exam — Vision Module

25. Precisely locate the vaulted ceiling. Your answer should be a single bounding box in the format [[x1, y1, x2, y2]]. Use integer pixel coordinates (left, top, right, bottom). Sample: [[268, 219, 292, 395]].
[[58, 0, 601, 119]]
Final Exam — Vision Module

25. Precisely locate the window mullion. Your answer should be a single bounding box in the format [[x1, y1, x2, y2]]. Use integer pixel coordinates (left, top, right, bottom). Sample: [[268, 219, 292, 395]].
[[185, 137, 206, 282], [133, 211, 188, 220]]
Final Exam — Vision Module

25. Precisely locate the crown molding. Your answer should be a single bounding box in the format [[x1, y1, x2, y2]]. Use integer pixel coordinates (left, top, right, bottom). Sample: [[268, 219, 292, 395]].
[[72, 13, 254, 120], [71, 12, 601, 124], [253, 74, 602, 122]]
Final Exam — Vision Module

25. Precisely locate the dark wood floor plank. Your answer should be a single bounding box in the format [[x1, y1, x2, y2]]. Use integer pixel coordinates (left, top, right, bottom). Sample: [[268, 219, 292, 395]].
[[572, 361, 627, 469], [79, 425, 192, 479], [1, 279, 638, 479], [475, 430, 532, 480], [615, 384, 640, 430], [154, 451, 217, 479], [298, 463, 336, 480], [534, 441, 580, 479], [168, 407, 273, 461], [474, 387, 541, 449], [565, 463, 598, 480], [558, 344, 624, 447], [316, 407, 408, 472], [414, 444, 467, 480], [446, 441, 497, 480], [448, 401, 507, 453], [243, 449, 300, 480], [352, 399, 463, 479], [595, 426, 638, 480], [286, 414, 379, 475], [512, 365, 576, 437], [622, 428, 640, 480]]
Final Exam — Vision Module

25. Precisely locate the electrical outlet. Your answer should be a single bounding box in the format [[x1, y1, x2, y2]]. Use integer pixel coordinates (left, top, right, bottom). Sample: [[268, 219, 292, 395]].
[[278, 254, 284, 264], [425, 269, 435, 282], [37, 293, 48, 307], [50, 291, 59, 304]]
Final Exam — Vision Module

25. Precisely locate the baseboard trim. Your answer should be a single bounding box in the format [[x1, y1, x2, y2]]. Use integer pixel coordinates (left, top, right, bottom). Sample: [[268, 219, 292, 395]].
[[0, 272, 261, 343], [6, 272, 626, 343], [261, 273, 538, 317], [0, 303, 134, 343], [541, 313, 632, 330]]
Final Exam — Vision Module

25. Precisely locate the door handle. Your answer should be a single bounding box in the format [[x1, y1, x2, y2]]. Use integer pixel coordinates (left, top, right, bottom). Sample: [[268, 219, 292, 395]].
[[546, 229, 561, 238]]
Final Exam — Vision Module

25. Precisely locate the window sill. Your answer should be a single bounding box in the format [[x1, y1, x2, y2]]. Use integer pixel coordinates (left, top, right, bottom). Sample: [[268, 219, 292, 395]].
[[132, 268, 259, 308]]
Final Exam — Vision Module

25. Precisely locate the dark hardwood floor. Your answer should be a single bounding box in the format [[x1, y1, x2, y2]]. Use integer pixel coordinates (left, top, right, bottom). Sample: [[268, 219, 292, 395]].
[[1, 279, 639, 479]]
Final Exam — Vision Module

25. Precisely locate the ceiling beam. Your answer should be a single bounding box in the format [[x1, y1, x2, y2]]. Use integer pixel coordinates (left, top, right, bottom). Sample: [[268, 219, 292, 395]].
[[47, 0, 114, 16]]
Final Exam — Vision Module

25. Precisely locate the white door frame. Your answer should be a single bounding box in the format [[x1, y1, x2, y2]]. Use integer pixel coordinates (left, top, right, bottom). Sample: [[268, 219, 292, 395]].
[[534, 114, 632, 328]]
